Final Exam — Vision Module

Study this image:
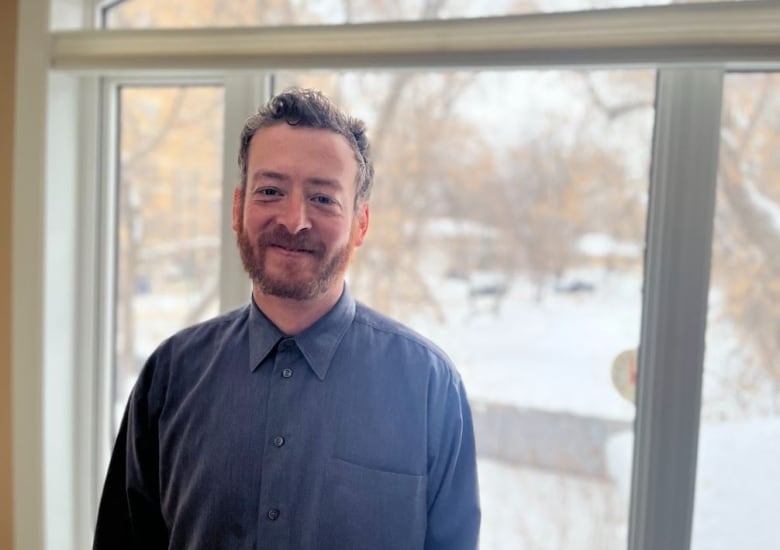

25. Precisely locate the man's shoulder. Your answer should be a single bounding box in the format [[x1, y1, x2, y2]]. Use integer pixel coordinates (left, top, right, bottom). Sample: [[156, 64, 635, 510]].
[[352, 301, 456, 371], [164, 304, 250, 350]]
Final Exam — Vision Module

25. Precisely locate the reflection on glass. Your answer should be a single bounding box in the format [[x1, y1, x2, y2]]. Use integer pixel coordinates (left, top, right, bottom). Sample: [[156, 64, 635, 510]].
[[692, 73, 780, 550], [276, 69, 654, 549], [114, 86, 224, 429], [102, 0, 747, 29]]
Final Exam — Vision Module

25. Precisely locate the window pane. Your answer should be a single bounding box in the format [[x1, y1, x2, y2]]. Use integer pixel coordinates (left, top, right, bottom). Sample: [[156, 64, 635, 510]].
[[692, 73, 780, 550], [114, 86, 224, 430], [102, 0, 749, 29], [275, 69, 654, 549]]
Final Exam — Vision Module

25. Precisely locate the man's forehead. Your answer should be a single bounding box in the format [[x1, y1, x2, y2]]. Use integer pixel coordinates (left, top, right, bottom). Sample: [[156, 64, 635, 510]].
[[248, 125, 359, 174], [250, 123, 352, 149]]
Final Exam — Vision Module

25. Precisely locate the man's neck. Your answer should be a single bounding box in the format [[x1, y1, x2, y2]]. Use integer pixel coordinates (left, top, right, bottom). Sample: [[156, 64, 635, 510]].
[[252, 283, 344, 335]]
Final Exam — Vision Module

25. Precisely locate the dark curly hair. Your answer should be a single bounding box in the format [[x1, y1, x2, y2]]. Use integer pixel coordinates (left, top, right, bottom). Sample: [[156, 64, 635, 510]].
[[238, 88, 374, 206]]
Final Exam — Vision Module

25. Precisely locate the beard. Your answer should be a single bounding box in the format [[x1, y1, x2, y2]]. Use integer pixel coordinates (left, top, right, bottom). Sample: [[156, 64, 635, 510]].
[[237, 223, 355, 301]]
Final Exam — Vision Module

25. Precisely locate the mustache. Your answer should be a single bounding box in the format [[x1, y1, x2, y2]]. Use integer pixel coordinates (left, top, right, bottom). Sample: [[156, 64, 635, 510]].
[[260, 226, 323, 254]]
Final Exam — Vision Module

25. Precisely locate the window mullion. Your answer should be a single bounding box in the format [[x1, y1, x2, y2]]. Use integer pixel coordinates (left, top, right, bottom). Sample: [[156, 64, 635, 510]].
[[628, 67, 723, 550]]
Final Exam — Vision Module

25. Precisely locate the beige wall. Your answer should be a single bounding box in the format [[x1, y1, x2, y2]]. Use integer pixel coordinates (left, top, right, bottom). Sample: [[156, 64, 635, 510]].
[[0, 0, 18, 547]]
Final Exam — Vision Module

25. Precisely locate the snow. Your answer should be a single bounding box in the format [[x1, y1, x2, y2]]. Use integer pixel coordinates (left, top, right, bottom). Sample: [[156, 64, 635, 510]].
[[577, 232, 642, 259], [745, 180, 780, 234], [415, 217, 499, 239], [692, 419, 780, 550], [478, 458, 625, 550]]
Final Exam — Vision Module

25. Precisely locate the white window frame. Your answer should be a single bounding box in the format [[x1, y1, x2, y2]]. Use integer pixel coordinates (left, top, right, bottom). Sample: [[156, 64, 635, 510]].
[[11, 1, 780, 550], [629, 67, 723, 550]]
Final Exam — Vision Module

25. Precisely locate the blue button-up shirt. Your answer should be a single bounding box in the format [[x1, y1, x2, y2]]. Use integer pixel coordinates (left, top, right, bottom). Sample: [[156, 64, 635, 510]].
[[94, 286, 480, 550]]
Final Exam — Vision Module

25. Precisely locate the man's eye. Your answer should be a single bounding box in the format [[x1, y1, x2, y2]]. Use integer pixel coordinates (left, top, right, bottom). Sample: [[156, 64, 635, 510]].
[[312, 195, 336, 205], [256, 188, 281, 197]]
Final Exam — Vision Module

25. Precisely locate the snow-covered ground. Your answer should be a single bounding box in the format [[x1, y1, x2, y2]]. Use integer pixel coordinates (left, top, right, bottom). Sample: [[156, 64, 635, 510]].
[[479, 457, 626, 550]]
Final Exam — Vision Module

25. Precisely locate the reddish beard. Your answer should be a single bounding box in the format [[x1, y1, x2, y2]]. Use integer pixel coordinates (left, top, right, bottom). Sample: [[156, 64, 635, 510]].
[[236, 223, 356, 301]]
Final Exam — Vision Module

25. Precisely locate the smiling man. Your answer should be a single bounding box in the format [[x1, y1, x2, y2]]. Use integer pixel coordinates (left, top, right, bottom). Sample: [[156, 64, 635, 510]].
[[93, 88, 480, 550]]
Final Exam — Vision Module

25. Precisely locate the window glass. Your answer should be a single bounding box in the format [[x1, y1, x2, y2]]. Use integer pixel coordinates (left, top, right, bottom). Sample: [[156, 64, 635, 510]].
[[114, 85, 224, 429], [102, 0, 747, 29], [692, 73, 780, 550], [275, 69, 654, 549]]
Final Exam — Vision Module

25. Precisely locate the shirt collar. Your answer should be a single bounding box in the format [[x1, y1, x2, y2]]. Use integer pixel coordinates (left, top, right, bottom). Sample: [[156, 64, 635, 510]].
[[247, 285, 356, 380], [248, 299, 285, 373]]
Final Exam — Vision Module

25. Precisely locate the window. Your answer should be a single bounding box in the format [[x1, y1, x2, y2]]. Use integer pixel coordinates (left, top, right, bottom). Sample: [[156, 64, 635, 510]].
[[17, 2, 778, 550], [113, 85, 224, 429]]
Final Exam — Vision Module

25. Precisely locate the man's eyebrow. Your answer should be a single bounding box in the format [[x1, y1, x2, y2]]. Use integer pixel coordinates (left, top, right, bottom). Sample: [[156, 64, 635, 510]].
[[306, 177, 343, 189], [252, 170, 288, 183], [250, 172, 342, 189]]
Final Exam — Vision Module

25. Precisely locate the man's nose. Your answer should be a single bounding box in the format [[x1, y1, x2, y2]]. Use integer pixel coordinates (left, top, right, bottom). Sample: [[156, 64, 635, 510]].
[[277, 195, 312, 234]]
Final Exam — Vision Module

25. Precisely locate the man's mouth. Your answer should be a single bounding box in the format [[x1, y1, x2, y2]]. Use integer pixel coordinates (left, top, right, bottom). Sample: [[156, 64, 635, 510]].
[[270, 243, 315, 254], [261, 228, 322, 256]]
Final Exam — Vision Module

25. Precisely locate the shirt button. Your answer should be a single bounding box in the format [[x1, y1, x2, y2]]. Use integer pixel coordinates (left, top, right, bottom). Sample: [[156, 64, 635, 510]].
[[273, 436, 285, 448], [281, 368, 293, 379], [267, 508, 280, 521]]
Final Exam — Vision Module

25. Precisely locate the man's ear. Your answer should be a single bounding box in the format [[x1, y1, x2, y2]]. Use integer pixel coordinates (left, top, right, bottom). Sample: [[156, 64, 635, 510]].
[[353, 203, 369, 247], [232, 187, 243, 232]]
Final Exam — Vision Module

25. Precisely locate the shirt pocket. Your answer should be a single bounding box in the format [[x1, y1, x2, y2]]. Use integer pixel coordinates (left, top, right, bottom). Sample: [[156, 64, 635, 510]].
[[316, 457, 427, 550]]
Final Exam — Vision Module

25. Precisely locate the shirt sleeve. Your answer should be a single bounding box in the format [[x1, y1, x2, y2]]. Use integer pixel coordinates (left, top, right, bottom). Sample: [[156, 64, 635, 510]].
[[424, 373, 481, 550], [93, 348, 169, 550]]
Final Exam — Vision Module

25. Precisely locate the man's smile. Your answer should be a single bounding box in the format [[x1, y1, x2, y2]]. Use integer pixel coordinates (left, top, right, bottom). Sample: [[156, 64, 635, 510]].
[[269, 243, 315, 256]]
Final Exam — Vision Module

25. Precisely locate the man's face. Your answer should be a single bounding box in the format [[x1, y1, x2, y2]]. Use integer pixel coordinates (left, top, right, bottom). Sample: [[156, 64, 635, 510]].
[[233, 124, 369, 301]]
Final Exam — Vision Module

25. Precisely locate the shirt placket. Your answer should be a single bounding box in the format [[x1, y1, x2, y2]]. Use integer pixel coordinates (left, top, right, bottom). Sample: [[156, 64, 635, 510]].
[[255, 337, 300, 550]]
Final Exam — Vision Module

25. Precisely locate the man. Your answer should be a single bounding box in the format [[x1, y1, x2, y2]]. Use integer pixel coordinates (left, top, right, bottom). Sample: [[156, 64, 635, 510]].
[[94, 88, 480, 550]]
